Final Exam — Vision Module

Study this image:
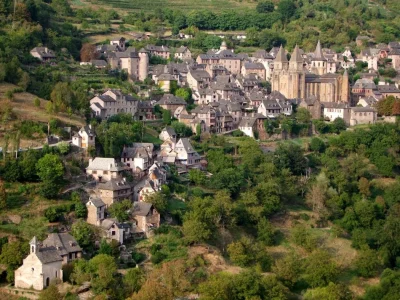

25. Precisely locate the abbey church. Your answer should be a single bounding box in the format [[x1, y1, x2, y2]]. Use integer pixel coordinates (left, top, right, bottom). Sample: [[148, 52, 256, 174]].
[[271, 41, 349, 103]]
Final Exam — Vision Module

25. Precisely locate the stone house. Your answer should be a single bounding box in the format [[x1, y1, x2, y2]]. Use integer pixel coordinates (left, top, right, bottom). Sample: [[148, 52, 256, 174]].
[[107, 47, 148, 81], [145, 45, 170, 59], [156, 94, 187, 113], [174, 46, 192, 60], [159, 127, 177, 143], [15, 237, 63, 290], [86, 197, 106, 226], [351, 78, 376, 98], [238, 113, 268, 139], [137, 101, 156, 120], [377, 84, 400, 99], [138, 162, 167, 201], [42, 233, 82, 265], [195, 87, 219, 105], [175, 138, 201, 166], [90, 89, 139, 120], [132, 202, 160, 238], [196, 42, 243, 75], [110, 37, 126, 51], [190, 105, 217, 132], [388, 48, 400, 70], [187, 69, 211, 91], [258, 92, 292, 118], [299, 96, 323, 119], [90, 59, 108, 69], [158, 74, 176, 92], [100, 219, 131, 244], [121, 143, 154, 176], [241, 62, 266, 81], [96, 178, 135, 206], [322, 102, 350, 121], [86, 157, 130, 182], [30, 47, 56, 62], [72, 125, 96, 150], [349, 107, 377, 126], [356, 96, 378, 107]]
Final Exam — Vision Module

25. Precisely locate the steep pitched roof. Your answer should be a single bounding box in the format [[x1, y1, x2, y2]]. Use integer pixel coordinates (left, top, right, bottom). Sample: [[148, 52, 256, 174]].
[[42, 233, 82, 256], [36, 247, 63, 264], [86, 157, 128, 172], [87, 196, 105, 208], [290, 45, 303, 62], [132, 202, 153, 217], [312, 40, 327, 61], [97, 179, 133, 191], [176, 138, 196, 154], [275, 45, 288, 62]]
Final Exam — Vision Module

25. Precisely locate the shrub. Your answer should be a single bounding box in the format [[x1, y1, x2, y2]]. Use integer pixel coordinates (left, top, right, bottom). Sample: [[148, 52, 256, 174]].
[[291, 225, 318, 252], [309, 137, 326, 153], [355, 248, 382, 277], [34, 97, 41, 107]]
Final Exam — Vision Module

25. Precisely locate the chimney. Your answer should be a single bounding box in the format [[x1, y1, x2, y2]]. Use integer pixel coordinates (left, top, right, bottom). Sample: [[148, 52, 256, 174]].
[[89, 158, 93, 164]]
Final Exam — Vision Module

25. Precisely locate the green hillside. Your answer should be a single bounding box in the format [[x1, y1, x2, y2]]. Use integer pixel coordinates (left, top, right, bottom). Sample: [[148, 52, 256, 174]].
[[78, 0, 257, 12]]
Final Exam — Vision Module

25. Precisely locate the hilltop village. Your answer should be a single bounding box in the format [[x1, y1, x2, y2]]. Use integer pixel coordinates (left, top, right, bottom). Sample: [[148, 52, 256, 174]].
[[1, 0, 400, 298]]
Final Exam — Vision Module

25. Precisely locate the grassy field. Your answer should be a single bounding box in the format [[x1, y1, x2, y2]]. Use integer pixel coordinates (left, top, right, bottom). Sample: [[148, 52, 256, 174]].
[[0, 83, 85, 127], [74, 0, 257, 13]]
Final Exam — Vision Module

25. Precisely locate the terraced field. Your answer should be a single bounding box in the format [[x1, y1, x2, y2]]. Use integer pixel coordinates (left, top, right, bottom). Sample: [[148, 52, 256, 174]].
[[87, 0, 257, 12]]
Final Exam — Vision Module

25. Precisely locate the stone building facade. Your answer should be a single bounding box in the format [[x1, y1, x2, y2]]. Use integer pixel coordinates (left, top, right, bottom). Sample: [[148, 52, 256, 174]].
[[15, 237, 63, 290], [271, 42, 349, 103]]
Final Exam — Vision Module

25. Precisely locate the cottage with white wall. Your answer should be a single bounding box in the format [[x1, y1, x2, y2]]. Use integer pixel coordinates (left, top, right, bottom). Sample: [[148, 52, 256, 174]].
[[72, 125, 96, 150]]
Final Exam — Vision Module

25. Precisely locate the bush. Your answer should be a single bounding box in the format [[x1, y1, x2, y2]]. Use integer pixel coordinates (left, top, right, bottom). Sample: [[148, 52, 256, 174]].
[[303, 250, 338, 288], [150, 251, 166, 264], [291, 225, 318, 252], [34, 97, 41, 107], [355, 248, 382, 277], [309, 137, 326, 153]]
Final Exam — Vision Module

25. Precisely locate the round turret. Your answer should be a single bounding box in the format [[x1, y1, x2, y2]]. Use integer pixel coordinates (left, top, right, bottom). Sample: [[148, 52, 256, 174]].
[[138, 49, 149, 81]]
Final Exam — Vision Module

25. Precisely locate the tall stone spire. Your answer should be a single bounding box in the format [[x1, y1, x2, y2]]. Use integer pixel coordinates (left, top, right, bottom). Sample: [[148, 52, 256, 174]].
[[290, 44, 302, 62], [313, 40, 326, 61], [275, 45, 288, 62]]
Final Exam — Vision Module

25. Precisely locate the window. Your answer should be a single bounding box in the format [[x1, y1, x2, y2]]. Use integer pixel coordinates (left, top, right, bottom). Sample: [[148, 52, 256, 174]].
[[112, 231, 116, 236], [103, 171, 108, 175]]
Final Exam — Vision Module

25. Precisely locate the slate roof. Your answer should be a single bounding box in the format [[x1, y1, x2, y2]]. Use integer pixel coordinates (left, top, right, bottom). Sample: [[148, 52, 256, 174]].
[[91, 60, 108, 67], [244, 62, 265, 70], [87, 196, 106, 208], [189, 69, 211, 81], [42, 233, 82, 256], [31, 47, 56, 59], [87, 157, 128, 171], [176, 138, 197, 154], [132, 202, 153, 216], [36, 247, 63, 264], [98, 179, 133, 191], [175, 46, 189, 53], [145, 45, 170, 52], [351, 107, 377, 112], [157, 94, 186, 105], [352, 78, 376, 89], [162, 126, 177, 137], [377, 85, 400, 93], [101, 218, 118, 230]]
